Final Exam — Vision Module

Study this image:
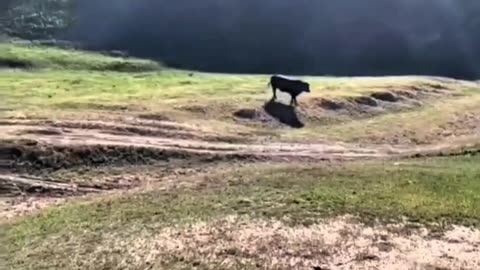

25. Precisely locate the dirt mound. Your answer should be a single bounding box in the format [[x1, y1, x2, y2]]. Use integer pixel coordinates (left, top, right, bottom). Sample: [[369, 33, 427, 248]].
[[3, 118, 473, 171], [3, 139, 185, 172], [415, 82, 453, 93], [371, 92, 400, 102], [233, 109, 261, 120], [176, 82, 461, 131], [308, 97, 380, 119], [0, 58, 31, 69], [396, 90, 418, 99], [20, 128, 63, 136], [300, 85, 455, 125], [10, 119, 237, 142], [231, 84, 447, 128], [234, 101, 305, 128], [354, 96, 379, 107], [426, 82, 448, 90], [317, 98, 346, 111], [137, 113, 171, 121], [233, 107, 278, 126], [2, 139, 258, 173]]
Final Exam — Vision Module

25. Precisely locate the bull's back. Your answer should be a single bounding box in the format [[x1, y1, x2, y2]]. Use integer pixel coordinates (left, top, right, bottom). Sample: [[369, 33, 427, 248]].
[[271, 75, 302, 93]]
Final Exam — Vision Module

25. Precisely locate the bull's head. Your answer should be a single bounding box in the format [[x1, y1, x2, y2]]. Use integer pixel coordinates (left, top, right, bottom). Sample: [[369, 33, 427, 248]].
[[303, 82, 311, 93]]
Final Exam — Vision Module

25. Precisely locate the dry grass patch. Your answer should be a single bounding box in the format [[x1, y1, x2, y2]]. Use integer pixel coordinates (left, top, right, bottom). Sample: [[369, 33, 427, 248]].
[[141, 216, 480, 270], [289, 91, 480, 144], [3, 155, 480, 269], [10, 215, 479, 270]]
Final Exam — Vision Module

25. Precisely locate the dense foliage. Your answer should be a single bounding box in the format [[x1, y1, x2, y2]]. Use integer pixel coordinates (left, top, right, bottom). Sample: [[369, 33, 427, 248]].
[[0, 0, 73, 39], [2, 0, 480, 79]]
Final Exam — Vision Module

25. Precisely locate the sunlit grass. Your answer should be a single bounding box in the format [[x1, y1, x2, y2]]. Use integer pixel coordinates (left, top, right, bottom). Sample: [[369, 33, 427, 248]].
[[1, 43, 480, 143], [0, 43, 161, 71], [2, 156, 480, 269]]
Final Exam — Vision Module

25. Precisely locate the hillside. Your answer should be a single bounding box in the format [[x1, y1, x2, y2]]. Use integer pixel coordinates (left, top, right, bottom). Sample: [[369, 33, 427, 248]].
[[1, 31, 480, 270], [3, 0, 480, 79], [0, 43, 161, 71], [2, 43, 480, 145]]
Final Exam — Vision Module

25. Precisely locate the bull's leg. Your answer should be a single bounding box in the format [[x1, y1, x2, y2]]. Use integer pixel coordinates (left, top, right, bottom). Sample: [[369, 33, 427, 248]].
[[291, 95, 298, 106], [271, 85, 277, 100]]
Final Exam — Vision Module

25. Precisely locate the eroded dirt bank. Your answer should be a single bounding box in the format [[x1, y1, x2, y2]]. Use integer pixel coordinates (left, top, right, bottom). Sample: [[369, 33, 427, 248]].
[[2, 119, 479, 166], [1, 117, 479, 220]]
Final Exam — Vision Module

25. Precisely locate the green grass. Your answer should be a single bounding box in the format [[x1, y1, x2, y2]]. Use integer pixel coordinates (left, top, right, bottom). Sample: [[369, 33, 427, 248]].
[[2, 156, 480, 269], [290, 92, 480, 143], [1, 43, 475, 109], [0, 69, 265, 110], [1, 43, 480, 143], [0, 43, 161, 72]]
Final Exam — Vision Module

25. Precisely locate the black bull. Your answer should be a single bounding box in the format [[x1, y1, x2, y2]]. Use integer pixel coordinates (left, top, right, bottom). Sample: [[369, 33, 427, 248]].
[[268, 75, 311, 106]]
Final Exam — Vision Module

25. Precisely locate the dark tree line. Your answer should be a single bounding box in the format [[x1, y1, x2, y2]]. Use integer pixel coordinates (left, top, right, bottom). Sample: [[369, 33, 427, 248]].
[[3, 0, 480, 79], [1, 0, 73, 39]]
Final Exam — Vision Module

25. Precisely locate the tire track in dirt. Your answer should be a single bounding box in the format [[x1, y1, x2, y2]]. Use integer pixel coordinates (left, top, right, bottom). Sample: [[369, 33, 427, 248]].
[[1, 119, 478, 163], [1, 122, 387, 161], [1, 119, 479, 219]]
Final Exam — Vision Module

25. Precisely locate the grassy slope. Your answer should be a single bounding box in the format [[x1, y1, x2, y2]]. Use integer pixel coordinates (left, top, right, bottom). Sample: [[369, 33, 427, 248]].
[[2, 156, 480, 269], [2, 44, 480, 144], [0, 43, 161, 71], [2, 44, 480, 269], [295, 92, 480, 143]]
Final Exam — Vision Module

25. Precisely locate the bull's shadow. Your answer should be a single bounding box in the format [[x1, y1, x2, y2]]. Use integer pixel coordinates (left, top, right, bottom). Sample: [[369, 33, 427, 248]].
[[263, 99, 305, 128]]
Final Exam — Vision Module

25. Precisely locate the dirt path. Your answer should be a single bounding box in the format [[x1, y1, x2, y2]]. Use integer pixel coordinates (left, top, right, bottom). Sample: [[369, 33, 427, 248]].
[[2, 119, 476, 162], [1, 118, 478, 219], [2, 119, 480, 269]]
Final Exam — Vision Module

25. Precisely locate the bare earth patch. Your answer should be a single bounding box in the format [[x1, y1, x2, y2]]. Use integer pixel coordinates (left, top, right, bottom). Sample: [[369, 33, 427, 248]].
[[3, 119, 479, 167], [65, 216, 480, 270], [0, 161, 244, 220], [0, 196, 65, 220]]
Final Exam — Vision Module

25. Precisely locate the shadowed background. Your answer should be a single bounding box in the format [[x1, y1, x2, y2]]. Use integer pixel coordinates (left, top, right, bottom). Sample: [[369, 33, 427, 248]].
[[2, 0, 480, 79]]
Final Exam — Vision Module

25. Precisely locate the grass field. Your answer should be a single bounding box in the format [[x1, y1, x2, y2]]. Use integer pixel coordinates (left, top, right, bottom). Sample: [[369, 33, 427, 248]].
[[0, 43, 161, 71], [2, 43, 480, 145], [3, 156, 480, 269], [2, 43, 480, 269]]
